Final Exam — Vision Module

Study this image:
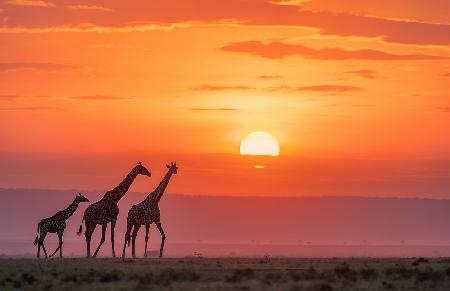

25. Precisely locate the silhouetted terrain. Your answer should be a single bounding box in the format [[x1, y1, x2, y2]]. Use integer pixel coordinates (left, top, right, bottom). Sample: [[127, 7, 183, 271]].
[[1, 258, 450, 290]]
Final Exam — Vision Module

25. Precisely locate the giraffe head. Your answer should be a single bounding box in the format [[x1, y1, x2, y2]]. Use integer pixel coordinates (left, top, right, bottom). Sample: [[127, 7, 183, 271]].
[[166, 162, 178, 174], [76, 193, 90, 203], [136, 161, 152, 177]]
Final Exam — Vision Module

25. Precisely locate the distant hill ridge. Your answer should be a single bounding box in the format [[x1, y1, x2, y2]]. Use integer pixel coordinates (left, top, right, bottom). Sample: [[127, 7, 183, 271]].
[[1, 188, 450, 247]]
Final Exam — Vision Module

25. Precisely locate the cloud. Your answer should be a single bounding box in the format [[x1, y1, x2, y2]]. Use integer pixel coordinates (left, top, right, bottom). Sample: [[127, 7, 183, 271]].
[[344, 70, 377, 79], [297, 85, 364, 92], [88, 44, 133, 49], [0, 62, 77, 72], [221, 41, 449, 60], [69, 95, 131, 101], [192, 84, 254, 91], [190, 107, 238, 111], [7, 0, 54, 7], [439, 106, 450, 113], [0, 95, 22, 100], [1, 1, 449, 45], [245, 6, 450, 46], [0, 23, 187, 33], [258, 75, 281, 79], [441, 73, 450, 77], [297, 0, 450, 24], [0, 105, 59, 110], [67, 5, 112, 12]]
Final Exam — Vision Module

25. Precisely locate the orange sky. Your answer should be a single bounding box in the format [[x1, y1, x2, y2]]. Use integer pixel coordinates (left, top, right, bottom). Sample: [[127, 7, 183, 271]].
[[1, 0, 449, 197]]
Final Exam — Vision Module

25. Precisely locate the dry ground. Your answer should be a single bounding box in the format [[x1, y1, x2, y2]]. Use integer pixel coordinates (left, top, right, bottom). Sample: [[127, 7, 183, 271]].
[[1, 257, 450, 290]]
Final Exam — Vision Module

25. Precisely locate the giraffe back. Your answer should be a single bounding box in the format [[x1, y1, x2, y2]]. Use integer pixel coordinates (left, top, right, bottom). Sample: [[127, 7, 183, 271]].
[[127, 199, 160, 226], [84, 198, 119, 225]]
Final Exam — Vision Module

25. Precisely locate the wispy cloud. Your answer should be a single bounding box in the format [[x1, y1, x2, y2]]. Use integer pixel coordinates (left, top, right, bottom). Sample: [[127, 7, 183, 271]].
[[0, 62, 77, 72], [88, 44, 133, 49], [0, 105, 59, 111], [69, 95, 131, 101], [221, 41, 449, 60], [190, 107, 238, 111], [1, 1, 449, 45], [192, 84, 254, 91], [0, 23, 189, 34], [7, 0, 54, 7], [441, 73, 450, 77], [258, 75, 281, 79], [0, 95, 22, 100], [67, 5, 113, 12], [344, 70, 377, 79], [297, 85, 364, 92]]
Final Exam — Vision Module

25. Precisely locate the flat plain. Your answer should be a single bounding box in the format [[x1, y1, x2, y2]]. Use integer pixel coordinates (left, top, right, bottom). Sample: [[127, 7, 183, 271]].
[[1, 257, 450, 290]]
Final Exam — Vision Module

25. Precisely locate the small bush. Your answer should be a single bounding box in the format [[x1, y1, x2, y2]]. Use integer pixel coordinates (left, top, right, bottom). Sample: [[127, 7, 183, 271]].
[[21, 273, 36, 284], [226, 268, 255, 283], [334, 263, 358, 281], [264, 272, 282, 282], [311, 283, 334, 291], [290, 266, 319, 281], [359, 267, 378, 280], [382, 281, 395, 289], [415, 267, 441, 282], [384, 266, 415, 280], [99, 271, 120, 283], [412, 257, 429, 266]]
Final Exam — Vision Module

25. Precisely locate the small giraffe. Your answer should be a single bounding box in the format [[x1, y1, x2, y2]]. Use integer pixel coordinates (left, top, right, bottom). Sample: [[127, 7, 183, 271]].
[[77, 162, 151, 258], [122, 162, 178, 259], [33, 193, 90, 258]]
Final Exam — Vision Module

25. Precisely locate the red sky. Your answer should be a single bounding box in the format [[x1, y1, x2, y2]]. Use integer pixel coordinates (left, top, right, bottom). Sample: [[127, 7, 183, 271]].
[[1, 0, 449, 198]]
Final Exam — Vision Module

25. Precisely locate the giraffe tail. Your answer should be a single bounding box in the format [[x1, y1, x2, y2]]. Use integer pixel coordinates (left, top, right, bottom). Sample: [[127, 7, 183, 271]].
[[33, 223, 39, 245], [76, 218, 84, 236]]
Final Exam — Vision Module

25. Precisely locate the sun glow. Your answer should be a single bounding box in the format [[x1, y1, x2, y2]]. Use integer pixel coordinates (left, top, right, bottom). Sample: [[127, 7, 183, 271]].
[[240, 131, 280, 156]]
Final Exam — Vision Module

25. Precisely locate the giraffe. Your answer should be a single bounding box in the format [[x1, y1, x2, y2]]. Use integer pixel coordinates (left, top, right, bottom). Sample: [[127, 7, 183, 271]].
[[122, 162, 178, 259], [77, 162, 151, 258], [33, 193, 90, 258]]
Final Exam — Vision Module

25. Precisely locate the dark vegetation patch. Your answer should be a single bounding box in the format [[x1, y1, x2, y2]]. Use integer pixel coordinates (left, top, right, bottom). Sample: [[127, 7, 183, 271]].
[[334, 262, 358, 281], [226, 268, 255, 283], [412, 257, 429, 266]]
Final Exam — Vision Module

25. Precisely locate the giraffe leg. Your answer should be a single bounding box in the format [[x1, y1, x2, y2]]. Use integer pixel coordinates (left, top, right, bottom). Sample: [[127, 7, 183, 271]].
[[39, 232, 49, 258], [85, 222, 96, 258], [111, 217, 117, 258], [93, 224, 107, 258], [58, 229, 64, 258], [49, 229, 64, 258], [37, 231, 47, 258], [144, 223, 150, 258], [122, 223, 133, 259], [155, 222, 166, 258], [131, 224, 141, 258]]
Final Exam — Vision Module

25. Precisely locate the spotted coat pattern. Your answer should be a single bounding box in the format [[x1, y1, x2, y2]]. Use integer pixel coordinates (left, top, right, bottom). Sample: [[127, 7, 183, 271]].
[[122, 162, 178, 258], [34, 193, 90, 258], [78, 162, 151, 258]]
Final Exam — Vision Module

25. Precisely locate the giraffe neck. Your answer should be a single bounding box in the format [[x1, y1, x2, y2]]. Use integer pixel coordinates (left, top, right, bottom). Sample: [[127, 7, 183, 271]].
[[147, 169, 173, 203], [108, 167, 140, 203], [60, 198, 80, 221]]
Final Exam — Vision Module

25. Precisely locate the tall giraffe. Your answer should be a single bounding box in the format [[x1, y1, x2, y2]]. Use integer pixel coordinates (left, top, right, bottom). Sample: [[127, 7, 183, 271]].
[[33, 193, 90, 258], [122, 162, 178, 259], [77, 162, 151, 258]]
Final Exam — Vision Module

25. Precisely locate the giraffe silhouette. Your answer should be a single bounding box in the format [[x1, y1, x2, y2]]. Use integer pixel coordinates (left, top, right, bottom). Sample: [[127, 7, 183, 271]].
[[122, 162, 178, 259], [33, 193, 90, 258], [77, 162, 151, 258]]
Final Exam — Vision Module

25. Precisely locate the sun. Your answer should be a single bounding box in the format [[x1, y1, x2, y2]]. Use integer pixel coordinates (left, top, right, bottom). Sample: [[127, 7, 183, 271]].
[[240, 131, 280, 156]]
